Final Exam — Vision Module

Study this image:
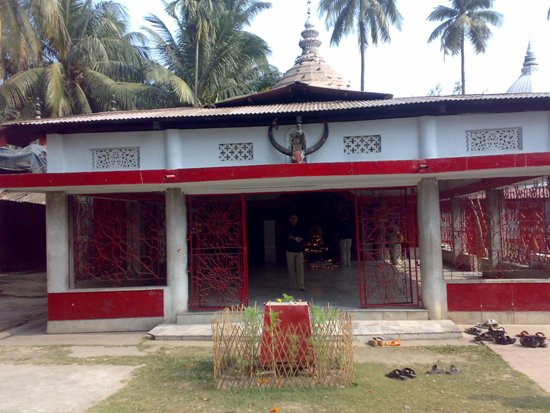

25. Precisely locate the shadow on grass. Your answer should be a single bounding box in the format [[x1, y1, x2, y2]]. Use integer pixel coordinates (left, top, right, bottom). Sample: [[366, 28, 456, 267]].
[[469, 394, 550, 410]]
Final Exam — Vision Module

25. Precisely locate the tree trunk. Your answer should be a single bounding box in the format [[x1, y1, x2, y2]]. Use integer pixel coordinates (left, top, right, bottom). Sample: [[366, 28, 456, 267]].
[[460, 35, 465, 95], [194, 39, 199, 105], [360, 24, 366, 92]]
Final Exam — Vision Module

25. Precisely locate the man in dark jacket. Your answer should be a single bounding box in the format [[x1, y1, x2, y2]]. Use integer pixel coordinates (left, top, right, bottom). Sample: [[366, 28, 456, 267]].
[[286, 213, 305, 291]]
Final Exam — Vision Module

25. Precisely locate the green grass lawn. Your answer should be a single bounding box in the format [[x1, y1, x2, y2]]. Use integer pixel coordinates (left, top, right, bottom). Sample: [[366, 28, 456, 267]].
[[87, 344, 550, 413]]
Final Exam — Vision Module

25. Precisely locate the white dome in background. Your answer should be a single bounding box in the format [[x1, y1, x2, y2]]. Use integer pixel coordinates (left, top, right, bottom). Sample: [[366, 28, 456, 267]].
[[507, 42, 546, 93]]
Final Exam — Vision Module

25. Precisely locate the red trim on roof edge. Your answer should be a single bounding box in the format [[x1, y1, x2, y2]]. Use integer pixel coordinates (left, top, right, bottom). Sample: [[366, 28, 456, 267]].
[[1, 153, 550, 190]]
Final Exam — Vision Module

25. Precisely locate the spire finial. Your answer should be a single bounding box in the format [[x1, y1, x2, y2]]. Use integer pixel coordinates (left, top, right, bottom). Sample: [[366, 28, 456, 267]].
[[307, 0, 311, 19], [110, 94, 118, 111], [34, 97, 42, 119], [521, 41, 538, 76]]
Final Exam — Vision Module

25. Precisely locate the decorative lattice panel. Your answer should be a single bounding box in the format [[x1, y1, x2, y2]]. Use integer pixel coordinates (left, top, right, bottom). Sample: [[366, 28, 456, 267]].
[[92, 147, 140, 169], [219, 143, 254, 161], [71, 195, 166, 287], [188, 195, 247, 309], [356, 188, 419, 307], [466, 128, 522, 152], [343, 135, 381, 154]]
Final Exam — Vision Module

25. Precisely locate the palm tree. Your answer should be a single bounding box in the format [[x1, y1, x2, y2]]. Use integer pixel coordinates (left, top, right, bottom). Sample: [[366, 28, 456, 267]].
[[146, 0, 275, 104], [318, 0, 402, 91], [0, 0, 193, 120], [0, 0, 41, 81], [166, 0, 214, 99], [427, 0, 502, 95]]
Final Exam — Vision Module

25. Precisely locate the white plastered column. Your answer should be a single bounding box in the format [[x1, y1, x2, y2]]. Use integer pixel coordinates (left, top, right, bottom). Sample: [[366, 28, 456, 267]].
[[165, 188, 188, 322], [46, 192, 69, 293], [417, 178, 447, 320], [485, 189, 504, 275], [418, 116, 438, 159]]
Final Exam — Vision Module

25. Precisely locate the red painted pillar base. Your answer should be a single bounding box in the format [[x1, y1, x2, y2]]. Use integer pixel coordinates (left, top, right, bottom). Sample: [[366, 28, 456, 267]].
[[260, 301, 314, 368]]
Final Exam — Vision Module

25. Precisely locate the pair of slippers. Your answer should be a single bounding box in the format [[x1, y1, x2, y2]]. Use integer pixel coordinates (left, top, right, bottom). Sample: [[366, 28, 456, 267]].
[[426, 364, 461, 375], [386, 367, 416, 380], [368, 337, 401, 347], [518, 332, 547, 348], [368, 337, 384, 346]]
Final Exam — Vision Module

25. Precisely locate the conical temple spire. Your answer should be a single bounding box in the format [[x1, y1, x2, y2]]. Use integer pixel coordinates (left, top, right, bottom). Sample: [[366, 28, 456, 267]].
[[520, 41, 538, 76], [507, 41, 543, 93], [274, 0, 350, 89]]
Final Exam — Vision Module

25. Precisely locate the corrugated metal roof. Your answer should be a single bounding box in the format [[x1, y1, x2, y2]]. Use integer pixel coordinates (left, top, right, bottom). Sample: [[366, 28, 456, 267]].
[[4, 93, 550, 128], [0, 190, 45, 204]]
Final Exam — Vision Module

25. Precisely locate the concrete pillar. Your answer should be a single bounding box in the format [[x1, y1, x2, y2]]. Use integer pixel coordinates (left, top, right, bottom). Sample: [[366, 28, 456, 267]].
[[165, 188, 188, 322], [418, 116, 438, 159], [417, 178, 446, 319], [451, 197, 463, 267], [485, 190, 504, 274], [46, 192, 69, 293], [164, 130, 184, 170]]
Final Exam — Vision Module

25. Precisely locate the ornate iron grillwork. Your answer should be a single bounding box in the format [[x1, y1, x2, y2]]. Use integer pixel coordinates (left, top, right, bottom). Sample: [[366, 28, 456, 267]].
[[71, 195, 166, 287], [91, 147, 140, 169], [442, 177, 550, 278], [218, 143, 254, 161], [355, 188, 419, 307], [188, 195, 247, 309], [466, 127, 522, 152], [343, 135, 382, 155]]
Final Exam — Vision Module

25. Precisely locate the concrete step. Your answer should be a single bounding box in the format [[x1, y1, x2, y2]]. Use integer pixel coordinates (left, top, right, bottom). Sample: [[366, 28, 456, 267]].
[[347, 309, 429, 321], [176, 308, 429, 325], [149, 319, 462, 341]]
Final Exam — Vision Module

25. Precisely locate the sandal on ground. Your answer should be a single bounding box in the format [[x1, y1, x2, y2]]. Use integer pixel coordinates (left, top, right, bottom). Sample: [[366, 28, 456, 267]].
[[488, 326, 506, 336], [495, 335, 516, 345], [384, 339, 401, 347], [474, 332, 494, 341], [426, 364, 446, 374], [535, 332, 547, 340], [446, 365, 461, 374], [464, 327, 482, 335], [386, 369, 406, 380], [534, 335, 547, 348], [520, 336, 539, 348], [515, 330, 530, 338], [402, 367, 416, 378], [367, 338, 378, 347], [476, 319, 498, 329], [520, 336, 533, 347]]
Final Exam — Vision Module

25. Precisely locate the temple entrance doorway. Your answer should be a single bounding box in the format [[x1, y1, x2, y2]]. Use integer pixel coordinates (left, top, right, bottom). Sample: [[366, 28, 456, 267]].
[[187, 189, 420, 310], [246, 191, 357, 308]]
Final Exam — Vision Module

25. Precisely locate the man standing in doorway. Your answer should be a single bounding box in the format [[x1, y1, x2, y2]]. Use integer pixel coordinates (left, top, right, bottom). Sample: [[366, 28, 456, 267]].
[[337, 210, 353, 266], [286, 213, 305, 291]]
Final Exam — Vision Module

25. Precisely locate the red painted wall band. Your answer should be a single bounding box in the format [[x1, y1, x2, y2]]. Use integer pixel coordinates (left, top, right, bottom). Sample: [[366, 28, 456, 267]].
[[48, 290, 164, 321], [2, 152, 550, 190], [447, 283, 550, 312]]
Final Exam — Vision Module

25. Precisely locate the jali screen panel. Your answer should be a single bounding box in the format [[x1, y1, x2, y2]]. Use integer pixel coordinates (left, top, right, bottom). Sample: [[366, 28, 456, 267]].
[[71, 195, 166, 288], [188, 194, 247, 309]]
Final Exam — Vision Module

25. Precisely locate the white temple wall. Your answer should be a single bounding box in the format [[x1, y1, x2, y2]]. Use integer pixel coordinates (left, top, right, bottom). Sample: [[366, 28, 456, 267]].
[[46, 111, 550, 173], [435, 112, 550, 158]]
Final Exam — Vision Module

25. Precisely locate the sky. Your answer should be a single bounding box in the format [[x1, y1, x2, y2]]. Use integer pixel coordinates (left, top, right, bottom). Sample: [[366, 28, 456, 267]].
[[118, 0, 550, 97]]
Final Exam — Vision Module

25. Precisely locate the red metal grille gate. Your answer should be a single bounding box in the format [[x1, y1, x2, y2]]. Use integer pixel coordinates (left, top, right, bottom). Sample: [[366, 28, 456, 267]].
[[71, 195, 166, 288], [188, 195, 248, 310], [355, 188, 419, 307], [441, 178, 550, 278]]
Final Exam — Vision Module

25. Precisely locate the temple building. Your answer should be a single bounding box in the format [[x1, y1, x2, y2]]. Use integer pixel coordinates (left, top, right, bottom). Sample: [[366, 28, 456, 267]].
[[0, 14, 549, 333]]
